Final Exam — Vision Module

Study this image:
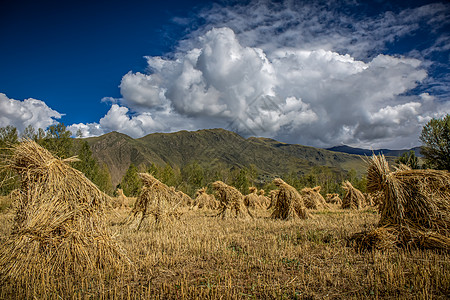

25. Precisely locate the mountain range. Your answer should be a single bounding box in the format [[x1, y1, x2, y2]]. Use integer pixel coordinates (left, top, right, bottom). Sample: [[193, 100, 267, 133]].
[[326, 145, 422, 157], [85, 129, 370, 186]]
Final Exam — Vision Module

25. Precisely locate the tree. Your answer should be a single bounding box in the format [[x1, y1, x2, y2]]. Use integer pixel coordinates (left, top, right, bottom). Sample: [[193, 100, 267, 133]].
[[119, 164, 141, 197], [0, 125, 18, 147], [160, 163, 180, 187], [181, 161, 205, 189], [72, 141, 113, 194], [395, 150, 419, 169], [419, 114, 450, 171], [0, 126, 19, 195], [41, 123, 73, 158]]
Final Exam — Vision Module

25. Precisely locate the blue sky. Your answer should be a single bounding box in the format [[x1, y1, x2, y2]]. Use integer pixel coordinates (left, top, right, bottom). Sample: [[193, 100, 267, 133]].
[[1, 0, 449, 149]]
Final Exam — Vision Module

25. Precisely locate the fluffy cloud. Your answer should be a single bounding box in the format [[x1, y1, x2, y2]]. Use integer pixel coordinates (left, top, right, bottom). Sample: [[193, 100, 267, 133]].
[[0, 93, 62, 132], [73, 0, 450, 148], [103, 27, 439, 148]]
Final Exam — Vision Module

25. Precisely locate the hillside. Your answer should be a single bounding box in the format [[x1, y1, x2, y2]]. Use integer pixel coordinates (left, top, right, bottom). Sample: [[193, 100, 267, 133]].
[[85, 129, 366, 186]]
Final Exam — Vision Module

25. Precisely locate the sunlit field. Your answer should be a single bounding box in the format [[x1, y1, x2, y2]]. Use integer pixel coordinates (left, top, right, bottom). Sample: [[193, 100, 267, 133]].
[[1, 195, 448, 299]]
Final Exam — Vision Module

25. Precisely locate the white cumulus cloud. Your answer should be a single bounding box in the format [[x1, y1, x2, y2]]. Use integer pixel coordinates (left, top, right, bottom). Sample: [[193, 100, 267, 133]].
[[0, 93, 62, 132], [71, 0, 450, 148]]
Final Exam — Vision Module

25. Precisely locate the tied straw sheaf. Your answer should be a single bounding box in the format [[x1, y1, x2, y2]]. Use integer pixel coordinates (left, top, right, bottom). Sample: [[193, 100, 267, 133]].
[[212, 181, 252, 219], [301, 186, 329, 210], [355, 154, 450, 250], [192, 187, 219, 210], [270, 178, 310, 220], [0, 140, 131, 285], [341, 180, 366, 210], [126, 172, 183, 230]]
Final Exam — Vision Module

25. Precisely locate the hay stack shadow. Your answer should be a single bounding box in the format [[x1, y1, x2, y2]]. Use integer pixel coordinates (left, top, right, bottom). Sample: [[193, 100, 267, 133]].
[[352, 155, 450, 251], [0, 140, 130, 290]]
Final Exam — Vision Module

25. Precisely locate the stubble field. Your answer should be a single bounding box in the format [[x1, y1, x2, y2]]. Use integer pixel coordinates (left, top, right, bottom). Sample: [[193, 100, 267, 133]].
[[0, 196, 448, 299]]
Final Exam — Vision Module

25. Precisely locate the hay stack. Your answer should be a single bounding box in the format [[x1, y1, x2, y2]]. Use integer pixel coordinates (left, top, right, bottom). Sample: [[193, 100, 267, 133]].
[[244, 187, 264, 210], [341, 181, 365, 209], [0, 140, 129, 287], [212, 181, 252, 219], [177, 190, 192, 207], [257, 189, 270, 207], [271, 178, 309, 220], [192, 187, 218, 209], [267, 189, 279, 209], [128, 173, 182, 229], [114, 188, 129, 209], [301, 186, 329, 209], [358, 154, 450, 250], [326, 193, 342, 206]]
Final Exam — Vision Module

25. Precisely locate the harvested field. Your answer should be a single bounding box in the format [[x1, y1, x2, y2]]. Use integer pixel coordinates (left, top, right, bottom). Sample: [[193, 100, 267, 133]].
[[0, 149, 448, 299], [0, 203, 448, 299]]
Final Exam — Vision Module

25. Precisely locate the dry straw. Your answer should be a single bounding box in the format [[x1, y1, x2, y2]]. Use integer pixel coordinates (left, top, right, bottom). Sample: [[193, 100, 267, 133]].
[[355, 154, 450, 250], [301, 186, 329, 209], [244, 187, 264, 210], [127, 173, 182, 229], [212, 181, 252, 219], [0, 140, 130, 288], [177, 190, 193, 207], [191, 187, 218, 210], [267, 189, 279, 209], [341, 181, 366, 209], [326, 193, 342, 206], [270, 178, 309, 220], [114, 188, 129, 209], [257, 189, 270, 208]]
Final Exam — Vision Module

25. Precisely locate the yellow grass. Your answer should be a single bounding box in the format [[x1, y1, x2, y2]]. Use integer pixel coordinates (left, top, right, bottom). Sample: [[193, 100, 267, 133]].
[[1, 201, 448, 299]]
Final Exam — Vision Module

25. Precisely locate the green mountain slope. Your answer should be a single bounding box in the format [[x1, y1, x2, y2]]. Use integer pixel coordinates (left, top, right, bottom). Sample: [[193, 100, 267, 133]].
[[85, 129, 366, 186]]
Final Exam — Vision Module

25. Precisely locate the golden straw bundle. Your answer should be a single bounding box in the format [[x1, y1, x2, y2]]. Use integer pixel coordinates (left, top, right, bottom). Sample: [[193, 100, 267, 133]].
[[326, 193, 342, 206], [355, 154, 450, 250], [244, 186, 264, 210], [114, 188, 129, 209], [301, 186, 329, 209], [341, 181, 365, 209], [212, 181, 252, 219], [0, 140, 130, 291], [257, 189, 270, 208], [127, 173, 182, 229], [192, 187, 219, 209], [270, 178, 309, 220]]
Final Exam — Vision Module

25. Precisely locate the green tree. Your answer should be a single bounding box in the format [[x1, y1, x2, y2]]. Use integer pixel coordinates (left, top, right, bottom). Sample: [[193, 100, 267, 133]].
[[160, 163, 180, 187], [395, 150, 419, 169], [119, 164, 141, 197], [0, 125, 18, 147], [181, 161, 205, 189], [41, 123, 73, 158], [419, 114, 450, 170], [96, 163, 113, 195], [147, 163, 159, 176], [0, 126, 19, 195], [73, 141, 113, 194], [21, 125, 36, 140], [231, 167, 251, 194]]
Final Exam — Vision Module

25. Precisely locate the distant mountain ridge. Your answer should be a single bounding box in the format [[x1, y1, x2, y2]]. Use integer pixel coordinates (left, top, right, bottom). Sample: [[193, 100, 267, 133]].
[[326, 145, 422, 157], [84, 129, 367, 186]]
